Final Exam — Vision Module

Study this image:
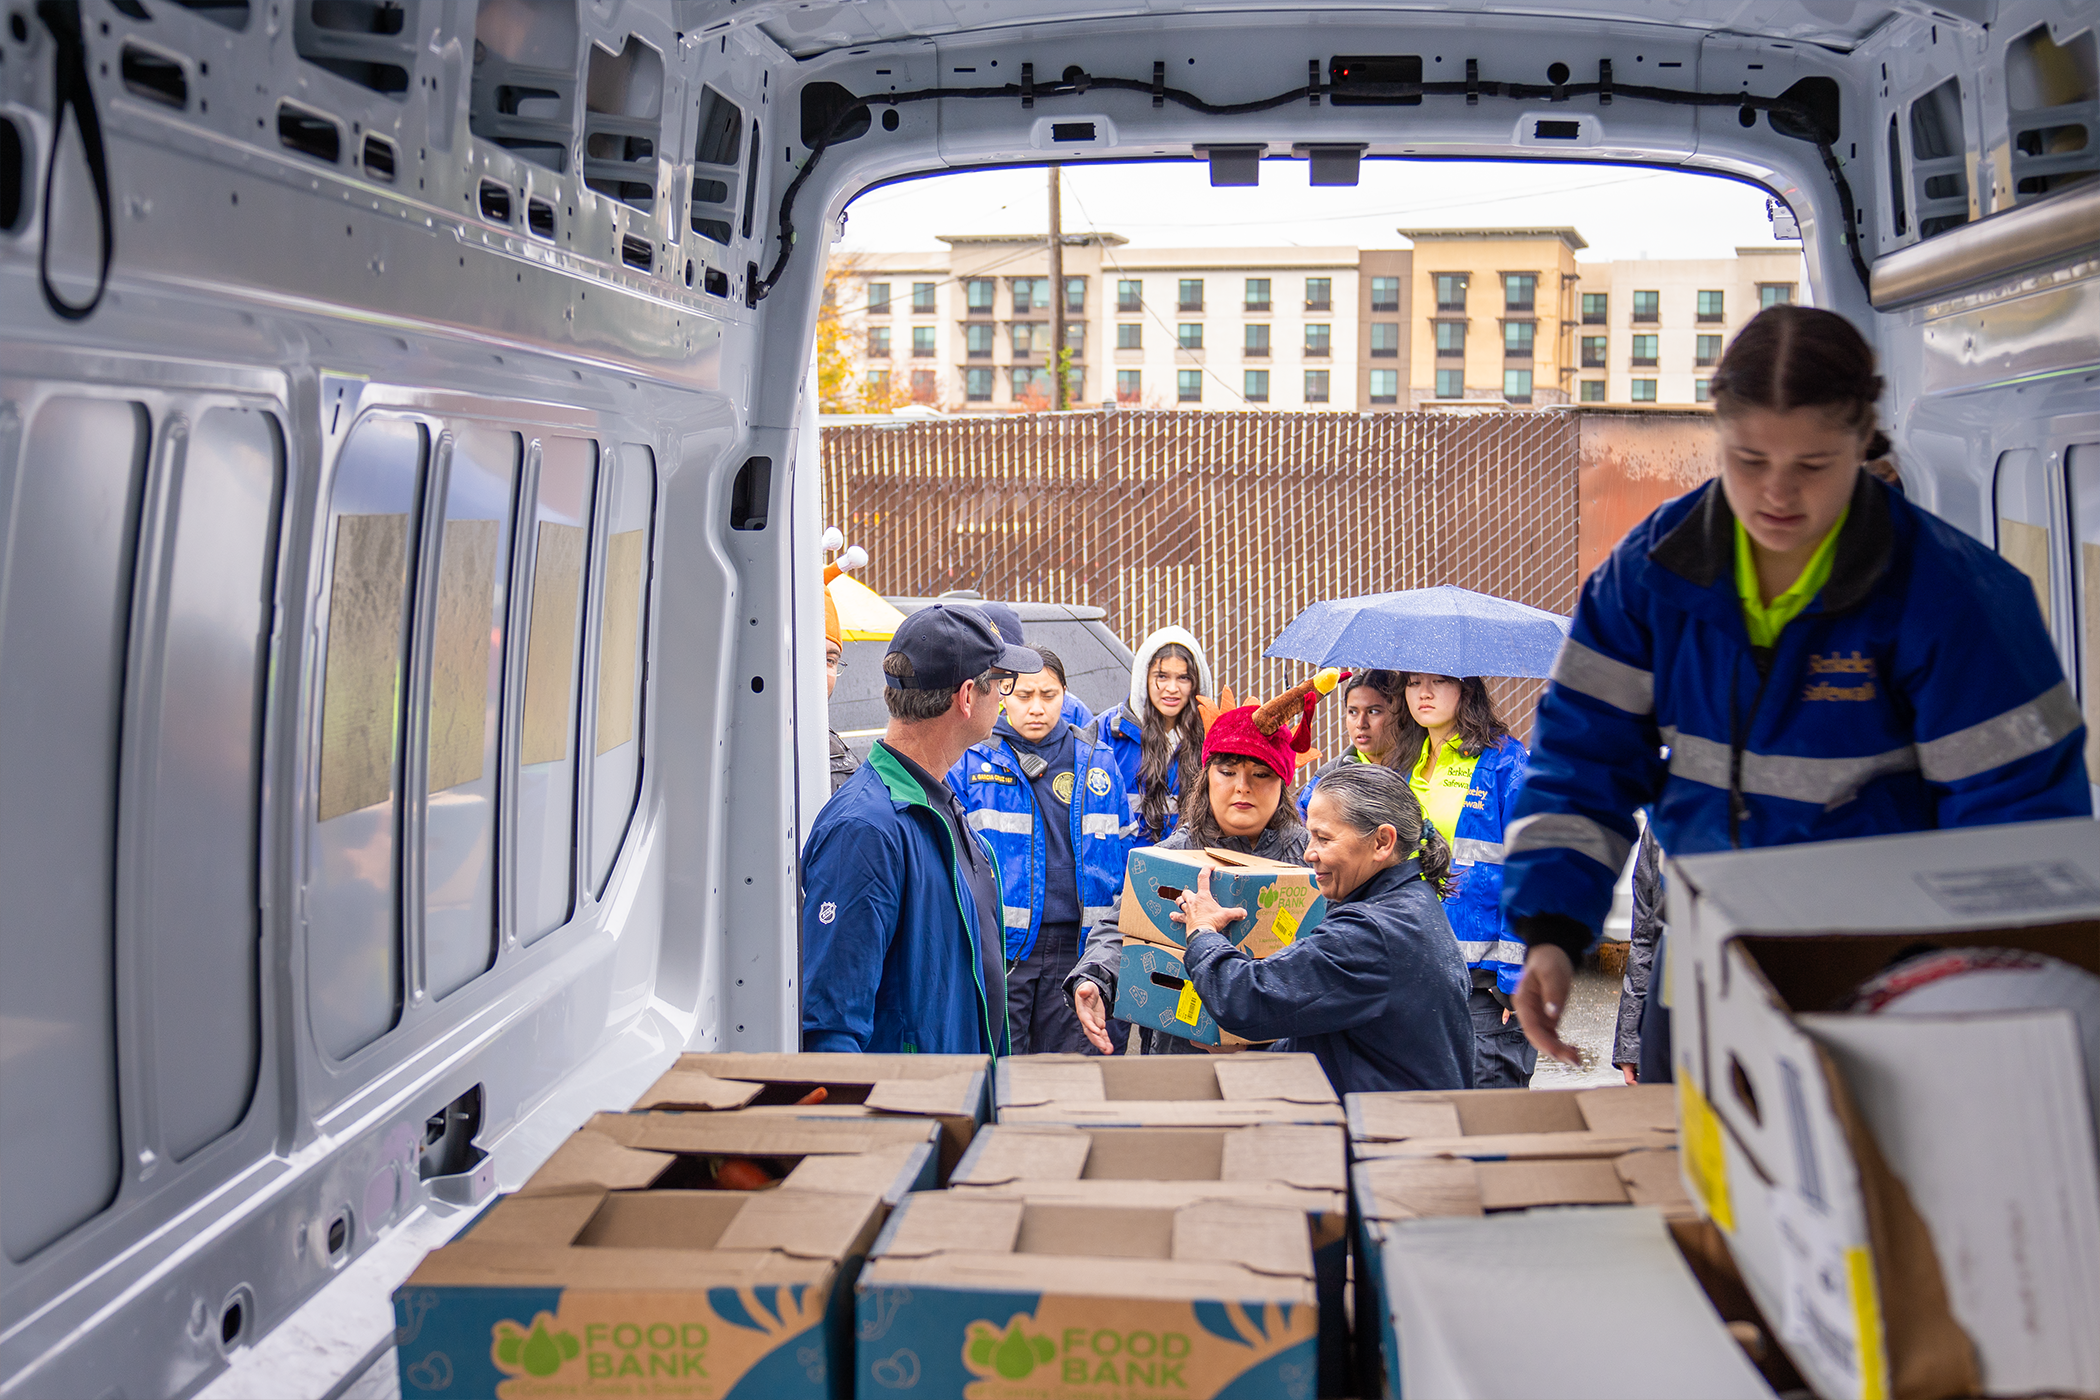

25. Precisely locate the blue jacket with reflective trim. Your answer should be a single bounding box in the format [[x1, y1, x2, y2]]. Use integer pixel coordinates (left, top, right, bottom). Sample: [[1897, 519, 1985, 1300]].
[[947, 724, 1132, 962], [1095, 704, 1188, 842], [1299, 740, 1532, 994], [801, 744, 1010, 1056], [1502, 474, 2091, 949]]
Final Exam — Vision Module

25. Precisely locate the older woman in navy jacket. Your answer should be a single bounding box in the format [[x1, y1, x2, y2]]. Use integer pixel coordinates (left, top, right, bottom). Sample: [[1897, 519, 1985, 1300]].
[[1174, 763, 1473, 1096]]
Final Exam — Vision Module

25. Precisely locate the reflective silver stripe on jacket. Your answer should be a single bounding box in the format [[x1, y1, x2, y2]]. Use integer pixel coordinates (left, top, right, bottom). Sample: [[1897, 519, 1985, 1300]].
[[1081, 904, 1116, 928], [1456, 938, 1530, 965], [1551, 637, 1654, 715], [1451, 837, 1504, 866], [967, 809, 1033, 836], [1003, 905, 1033, 930], [1080, 813, 1122, 838], [1917, 680, 2083, 783], [1662, 727, 1917, 808], [1506, 812, 1633, 873]]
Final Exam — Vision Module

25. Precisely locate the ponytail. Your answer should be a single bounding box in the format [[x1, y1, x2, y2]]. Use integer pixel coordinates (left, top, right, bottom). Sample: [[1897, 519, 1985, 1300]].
[[1416, 821, 1455, 899]]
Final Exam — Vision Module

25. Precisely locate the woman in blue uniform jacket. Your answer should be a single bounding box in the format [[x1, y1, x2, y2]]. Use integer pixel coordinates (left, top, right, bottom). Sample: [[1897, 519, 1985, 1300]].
[[1096, 626, 1212, 843], [1505, 306, 2091, 1064], [949, 649, 1131, 1054], [1174, 762, 1474, 1096]]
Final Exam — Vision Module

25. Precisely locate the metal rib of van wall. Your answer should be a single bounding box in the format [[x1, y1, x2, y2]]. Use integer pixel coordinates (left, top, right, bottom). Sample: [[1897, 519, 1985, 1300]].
[[1870, 181, 2100, 310]]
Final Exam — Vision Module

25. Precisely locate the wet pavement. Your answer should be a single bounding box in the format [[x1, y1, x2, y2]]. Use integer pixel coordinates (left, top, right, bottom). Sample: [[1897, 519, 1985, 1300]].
[[1528, 964, 1634, 1090]]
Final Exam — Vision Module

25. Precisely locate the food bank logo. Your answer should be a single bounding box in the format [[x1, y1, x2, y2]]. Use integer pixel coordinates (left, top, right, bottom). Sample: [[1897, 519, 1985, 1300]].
[[491, 1314, 711, 1383], [963, 1315, 1193, 1391]]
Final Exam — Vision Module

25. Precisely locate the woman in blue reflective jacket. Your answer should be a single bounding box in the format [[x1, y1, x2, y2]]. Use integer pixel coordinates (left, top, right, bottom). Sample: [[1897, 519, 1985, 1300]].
[[949, 648, 1131, 1054], [1504, 306, 2091, 1065], [1095, 626, 1212, 844]]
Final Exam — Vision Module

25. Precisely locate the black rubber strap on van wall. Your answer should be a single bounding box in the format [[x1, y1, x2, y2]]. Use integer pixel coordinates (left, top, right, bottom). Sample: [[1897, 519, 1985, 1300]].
[[36, 0, 114, 322], [758, 65, 1872, 302]]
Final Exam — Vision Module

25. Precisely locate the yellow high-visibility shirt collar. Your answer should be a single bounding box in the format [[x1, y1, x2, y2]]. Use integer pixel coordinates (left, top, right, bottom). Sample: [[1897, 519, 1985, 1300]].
[[1735, 506, 1848, 649], [1410, 735, 1478, 846]]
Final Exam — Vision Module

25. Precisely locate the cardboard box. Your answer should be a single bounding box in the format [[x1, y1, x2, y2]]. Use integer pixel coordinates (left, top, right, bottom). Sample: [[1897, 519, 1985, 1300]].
[[394, 1186, 886, 1399], [1364, 1206, 1774, 1399], [995, 1053, 1343, 1127], [949, 1124, 1351, 1397], [1344, 1083, 1677, 1160], [629, 1052, 991, 1179], [855, 1192, 1320, 1399], [1114, 938, 1267, 1049], [1666, 818, 2100, 1400], [520, 1111, 941, 1204], [1118, 845, 1327, 953]]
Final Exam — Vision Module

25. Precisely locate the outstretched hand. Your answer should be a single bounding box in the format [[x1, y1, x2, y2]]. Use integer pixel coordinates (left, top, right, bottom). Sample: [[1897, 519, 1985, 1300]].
[[1073, 980, 1116, 1054], [1169, 867, 1248, 939], [1512, 944, 1584, 1065]]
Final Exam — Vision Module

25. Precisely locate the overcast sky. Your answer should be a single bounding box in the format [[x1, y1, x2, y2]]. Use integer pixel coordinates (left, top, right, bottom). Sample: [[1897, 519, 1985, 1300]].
[[837, 159, 1796, 263]]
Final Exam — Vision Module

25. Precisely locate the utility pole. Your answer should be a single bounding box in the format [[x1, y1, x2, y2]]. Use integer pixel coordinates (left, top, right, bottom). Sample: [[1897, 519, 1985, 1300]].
[[1048, 164, 1065, 410]]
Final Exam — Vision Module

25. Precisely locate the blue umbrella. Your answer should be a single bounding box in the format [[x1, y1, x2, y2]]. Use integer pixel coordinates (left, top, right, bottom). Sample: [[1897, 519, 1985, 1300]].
[[1265, 585, 1571, 678]]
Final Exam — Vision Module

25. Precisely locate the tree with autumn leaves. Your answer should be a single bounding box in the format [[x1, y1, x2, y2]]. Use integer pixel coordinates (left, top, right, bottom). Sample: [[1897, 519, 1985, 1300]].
[[816, 253, 916, 414]]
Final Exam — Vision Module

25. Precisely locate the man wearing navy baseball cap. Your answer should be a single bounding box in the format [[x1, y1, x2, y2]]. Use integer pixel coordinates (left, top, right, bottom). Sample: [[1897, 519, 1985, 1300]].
[[802, 604, 1040, 1054]]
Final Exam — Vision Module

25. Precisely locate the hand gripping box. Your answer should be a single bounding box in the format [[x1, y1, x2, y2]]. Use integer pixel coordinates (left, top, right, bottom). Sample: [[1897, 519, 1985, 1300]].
[[1665, 818, 2100, 1400], [394, 1186, 887, 1400], [949, 1124, 1352, 1397], [855, 1193, 1320, 1400], [1344, 1083, 1678, 1161], [518, 1112, 941, 1204], [995, 1053, 1343, 1128], [1115, 847, 1327, 1047], [629, 1052, 991, 1180]]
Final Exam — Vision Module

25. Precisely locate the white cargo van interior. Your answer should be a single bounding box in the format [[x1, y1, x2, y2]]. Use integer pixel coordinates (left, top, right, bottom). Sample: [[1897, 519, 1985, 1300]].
[[0, 1, 2091, 1394]]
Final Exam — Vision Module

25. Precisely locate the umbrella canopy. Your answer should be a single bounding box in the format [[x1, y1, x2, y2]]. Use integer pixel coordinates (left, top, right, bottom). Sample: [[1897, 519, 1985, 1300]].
[[1265, 585, 1570, 679], [827, 573, 908, 641]]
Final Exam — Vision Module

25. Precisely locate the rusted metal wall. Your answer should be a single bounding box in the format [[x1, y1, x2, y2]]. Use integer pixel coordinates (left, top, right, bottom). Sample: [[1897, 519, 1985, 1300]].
[[1574, 408, 1720, 577], [820, 408, 1581, 747]]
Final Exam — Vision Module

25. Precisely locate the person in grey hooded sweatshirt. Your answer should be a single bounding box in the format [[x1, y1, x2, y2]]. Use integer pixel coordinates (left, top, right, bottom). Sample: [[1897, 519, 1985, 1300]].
[[1093, 625, 1214, 845]]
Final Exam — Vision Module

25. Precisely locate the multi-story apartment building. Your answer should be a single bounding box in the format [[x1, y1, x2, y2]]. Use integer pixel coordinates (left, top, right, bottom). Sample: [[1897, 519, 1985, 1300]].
[[842, 231, 1803, 413]]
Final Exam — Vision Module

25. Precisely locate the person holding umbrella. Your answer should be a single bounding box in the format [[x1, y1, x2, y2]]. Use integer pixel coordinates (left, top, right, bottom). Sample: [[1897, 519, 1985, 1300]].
[[1502, 306, 2090, 1069], [1095, 626, 1213, 843]]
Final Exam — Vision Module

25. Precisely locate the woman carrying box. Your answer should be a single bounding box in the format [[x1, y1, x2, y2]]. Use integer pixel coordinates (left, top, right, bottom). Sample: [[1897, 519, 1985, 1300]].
[[1171, 762, 1475, 1095]]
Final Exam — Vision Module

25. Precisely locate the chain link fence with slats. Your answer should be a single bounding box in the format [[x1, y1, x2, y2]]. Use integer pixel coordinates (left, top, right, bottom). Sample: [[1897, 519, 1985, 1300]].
[[821, 408, 1583, 751]]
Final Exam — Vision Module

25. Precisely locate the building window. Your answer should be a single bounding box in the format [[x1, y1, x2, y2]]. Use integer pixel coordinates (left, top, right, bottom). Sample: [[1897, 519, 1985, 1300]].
[[1580, 335, 1606, 368], [1304, 369, 1330, 403], [864, 368, 891, 396], [1631, 334, 1658, 367], [911, 325, 936, 358], [965, 367, 993, 401], [1504, 273, 1536, 312], [1244, 278, 1271, 313], [1117, 323, 1142, 351], [1632, 290, 1660, 323], [1244, 324, 1270, 358], [866, 282, 891, 314], [866, 326, 891, 358], [1305, 324, 1331, 357], [1759, 283, 1795, 308], [1013, 279, 1052, 314], [1503, 321, 1534, 358], [1012, 322, 1047, 357], [1177, 278, 1204, 312], [1580, 379, 1606, 403], [1434, 273, 1468, 313], [911, 282, 937, 314], [1695, 334, 1722, 367], [1116, 369, 1142, 403], [1694, 378, 1713, 403], [965, 278, 995, 314], [1117, 279, 1143, 313], [1178, 323, 1204, 351], [965, 323, 995, 358], [1062, 367, 1085, 402], [1064, 322, 1085, 355], [909, 369, 936, 402], [1177, 369, 1202, 402], [1369, 276, 1400, 312], [1631, 378, 1658, 402], [1503, 368, 1533, 403], [1435, 321, 1465, 357], [1305, 277, 1332, 311], [1010, 366, 1050, 402], [1581, 292, 1607, 324], [1434, 368, 1464, 399], [1697, 289, 1725, 321], [1065, 277, 1086, 314], [1243, 369, 1270, 402], [1369, 323, 1401, 358], [1369, 368, 1399, 403]]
